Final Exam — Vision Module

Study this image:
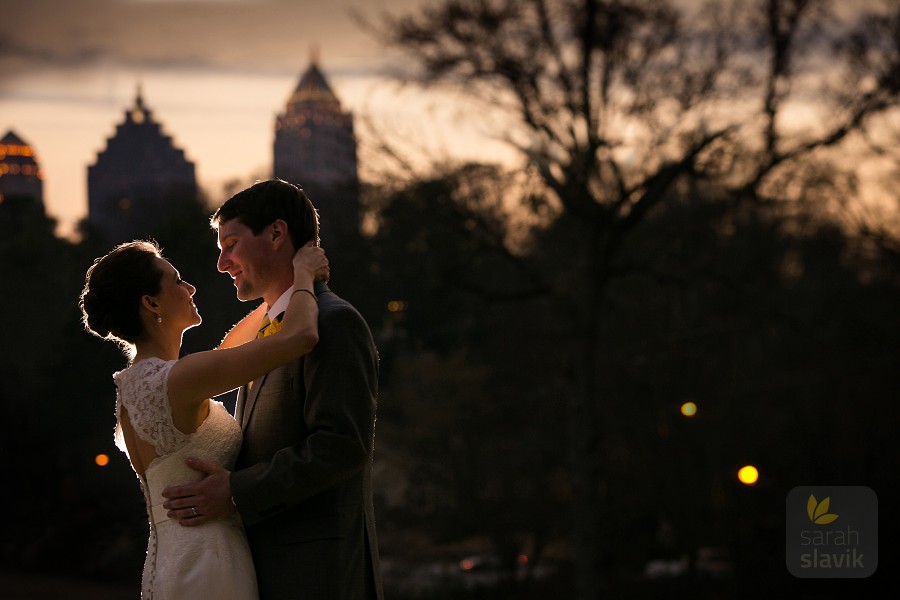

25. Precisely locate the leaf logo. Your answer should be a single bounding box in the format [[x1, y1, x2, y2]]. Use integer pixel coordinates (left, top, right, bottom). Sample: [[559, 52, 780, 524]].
[[806, 494, 839, 524]]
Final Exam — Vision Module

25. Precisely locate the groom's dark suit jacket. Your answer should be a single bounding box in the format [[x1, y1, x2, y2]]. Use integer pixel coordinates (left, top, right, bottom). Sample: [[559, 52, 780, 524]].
[[231, 281, 383, 600]]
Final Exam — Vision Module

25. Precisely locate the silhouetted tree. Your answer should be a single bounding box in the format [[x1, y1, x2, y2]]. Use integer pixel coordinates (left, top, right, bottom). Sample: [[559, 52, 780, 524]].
[[372, 0, 900, 595], [367, 165, 570, 589], [367, 160, 899, 599]]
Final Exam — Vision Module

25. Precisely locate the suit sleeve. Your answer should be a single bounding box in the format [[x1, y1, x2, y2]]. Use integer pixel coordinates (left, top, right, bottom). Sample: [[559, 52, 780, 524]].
[[229, 301, 378, 526]]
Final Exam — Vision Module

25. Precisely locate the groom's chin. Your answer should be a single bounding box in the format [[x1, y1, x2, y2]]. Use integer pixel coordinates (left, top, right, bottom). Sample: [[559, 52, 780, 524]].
[[235, 287, 259, 302]]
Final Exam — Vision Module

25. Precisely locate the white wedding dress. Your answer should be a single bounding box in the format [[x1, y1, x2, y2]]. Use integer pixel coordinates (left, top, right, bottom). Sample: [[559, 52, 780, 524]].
[[114, 357, 259, 599]]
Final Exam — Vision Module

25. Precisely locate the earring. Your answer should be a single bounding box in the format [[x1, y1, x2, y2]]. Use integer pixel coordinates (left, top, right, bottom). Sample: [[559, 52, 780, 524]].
[[156, 314, 162, 324]]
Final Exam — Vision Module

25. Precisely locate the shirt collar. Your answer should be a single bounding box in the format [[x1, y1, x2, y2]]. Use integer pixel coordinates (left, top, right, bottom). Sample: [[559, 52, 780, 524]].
[[267, 287, 293, 320]]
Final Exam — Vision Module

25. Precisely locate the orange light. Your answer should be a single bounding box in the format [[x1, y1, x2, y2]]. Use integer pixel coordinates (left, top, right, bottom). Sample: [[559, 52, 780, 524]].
[[387, 300, 408, 312], [95, 454, 110, 467], [460, 558, 475, 571], [680, 402, 697, 417], [737, 465, 759, 485]]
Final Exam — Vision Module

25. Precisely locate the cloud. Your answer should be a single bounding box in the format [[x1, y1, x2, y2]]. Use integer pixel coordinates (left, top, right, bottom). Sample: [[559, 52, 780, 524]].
[[0, 0, 418, 88], [123, 0, 261, 3]]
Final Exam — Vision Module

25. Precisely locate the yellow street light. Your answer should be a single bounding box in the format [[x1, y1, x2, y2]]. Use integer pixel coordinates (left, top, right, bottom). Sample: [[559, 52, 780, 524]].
[[680, 401, 697, 417], [737, 465, 759, 485]]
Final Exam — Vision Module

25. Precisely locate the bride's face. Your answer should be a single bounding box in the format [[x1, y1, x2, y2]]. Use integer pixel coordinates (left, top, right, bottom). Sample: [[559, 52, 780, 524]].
[[151, 258, 202, 331]]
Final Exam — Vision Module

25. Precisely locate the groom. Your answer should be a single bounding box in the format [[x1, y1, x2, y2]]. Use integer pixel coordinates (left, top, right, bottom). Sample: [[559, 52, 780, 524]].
[[162, 179, 383, 599]]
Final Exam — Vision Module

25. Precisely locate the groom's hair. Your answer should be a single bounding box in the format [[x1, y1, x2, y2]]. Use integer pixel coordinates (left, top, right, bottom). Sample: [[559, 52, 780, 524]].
[[210, 179, 320, 250]]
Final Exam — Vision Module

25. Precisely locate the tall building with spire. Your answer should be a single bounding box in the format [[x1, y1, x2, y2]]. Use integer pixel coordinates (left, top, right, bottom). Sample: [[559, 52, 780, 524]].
[[0, 130, 45, 219], [88, 87, 197, 243], [274, 51, 360, 246]]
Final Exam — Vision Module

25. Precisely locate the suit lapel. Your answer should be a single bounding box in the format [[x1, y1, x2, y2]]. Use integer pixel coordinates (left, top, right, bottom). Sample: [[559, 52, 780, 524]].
[[240, 372, 269, 429], [234, 384, 247, 426]]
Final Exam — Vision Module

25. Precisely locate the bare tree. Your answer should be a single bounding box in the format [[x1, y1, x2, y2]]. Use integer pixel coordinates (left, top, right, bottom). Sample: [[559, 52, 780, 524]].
[[370, 0, 900, 596]]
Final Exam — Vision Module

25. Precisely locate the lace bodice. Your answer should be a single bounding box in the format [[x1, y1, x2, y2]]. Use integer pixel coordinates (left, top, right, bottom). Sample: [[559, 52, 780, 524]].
[[112, 357, 257, 599], [114, 358, 188, 456]]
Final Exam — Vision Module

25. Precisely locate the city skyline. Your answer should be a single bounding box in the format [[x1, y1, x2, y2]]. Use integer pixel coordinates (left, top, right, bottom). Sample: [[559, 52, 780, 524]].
[[0, 0, 518, 237], [5, 0, 886, 239]]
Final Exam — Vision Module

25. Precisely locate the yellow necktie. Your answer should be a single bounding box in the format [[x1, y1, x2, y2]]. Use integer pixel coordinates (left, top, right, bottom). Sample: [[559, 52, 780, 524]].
[[249, 312, 285, 392], [256, 312, 284, 338]]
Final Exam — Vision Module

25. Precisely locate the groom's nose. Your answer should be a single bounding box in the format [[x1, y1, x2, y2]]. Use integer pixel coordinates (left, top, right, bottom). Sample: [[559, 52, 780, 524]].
[[217, 251, 230, 273]]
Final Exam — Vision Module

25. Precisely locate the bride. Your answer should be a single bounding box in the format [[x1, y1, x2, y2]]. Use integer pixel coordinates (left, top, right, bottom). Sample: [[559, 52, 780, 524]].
[[79, 239, 326, 599]]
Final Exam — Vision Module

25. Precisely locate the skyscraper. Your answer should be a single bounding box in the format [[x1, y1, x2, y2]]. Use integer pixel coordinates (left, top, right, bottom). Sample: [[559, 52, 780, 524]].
[[274, 52, 360, 246], [88, 87, 197, 243], [0, 130, 44, 218]]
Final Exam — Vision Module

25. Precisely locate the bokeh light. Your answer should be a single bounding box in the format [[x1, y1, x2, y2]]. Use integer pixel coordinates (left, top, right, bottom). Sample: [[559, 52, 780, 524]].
[[737, 465, 759, 485], [680, 401, 697, 417], [387, 300, 408, 312]]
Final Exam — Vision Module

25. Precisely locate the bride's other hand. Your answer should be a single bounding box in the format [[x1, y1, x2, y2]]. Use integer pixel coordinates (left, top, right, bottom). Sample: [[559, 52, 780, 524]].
[[294, 243, 329, 284]]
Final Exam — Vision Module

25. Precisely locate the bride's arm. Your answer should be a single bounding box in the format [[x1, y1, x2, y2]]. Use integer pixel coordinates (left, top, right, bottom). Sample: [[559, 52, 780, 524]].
[[216, 303, 267, 349], [167, 244, 326, 408]]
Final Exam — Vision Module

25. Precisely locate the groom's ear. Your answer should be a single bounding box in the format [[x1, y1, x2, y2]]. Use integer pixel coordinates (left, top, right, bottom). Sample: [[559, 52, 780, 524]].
[[269, 219, 290, 250]]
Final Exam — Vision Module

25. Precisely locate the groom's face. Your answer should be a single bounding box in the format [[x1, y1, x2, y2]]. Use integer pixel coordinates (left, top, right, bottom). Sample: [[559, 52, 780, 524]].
[[216, 218, 277, 302]]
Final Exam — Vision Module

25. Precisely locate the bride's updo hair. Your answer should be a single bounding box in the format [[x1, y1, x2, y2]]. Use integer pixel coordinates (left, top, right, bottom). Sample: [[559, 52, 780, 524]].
[[80, 240, 164, 350]]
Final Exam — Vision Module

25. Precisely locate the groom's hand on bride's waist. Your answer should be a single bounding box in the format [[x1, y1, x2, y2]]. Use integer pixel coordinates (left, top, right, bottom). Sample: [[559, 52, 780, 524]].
[[161, 458, 235, 527]]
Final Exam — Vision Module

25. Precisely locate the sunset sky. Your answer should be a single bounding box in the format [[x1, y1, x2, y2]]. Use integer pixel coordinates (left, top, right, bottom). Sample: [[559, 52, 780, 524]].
[[0, 0, 517, 237], [3, 0, 892, 238]]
